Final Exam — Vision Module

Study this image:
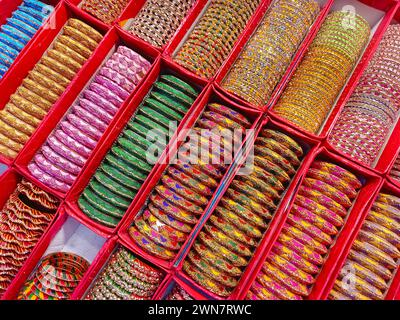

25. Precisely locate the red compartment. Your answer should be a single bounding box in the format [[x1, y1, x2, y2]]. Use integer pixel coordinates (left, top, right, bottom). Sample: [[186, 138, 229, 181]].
[[163, 0, 271, 81], [214, 0, 333, 111], [320, 180, 400, 300], [14, 26, 160, 200], [1, 204, 65, 300], [117, 85, 262, 271], [324, 3, 400, 174], [66, 0, 127, 28], [0, 0, 63, 80], [0, 1, 109, 107], [267, 0, 399, 140], [114, 0, 208, 54], [74, 237, 170, 300], [387, 145, 400, 189], [155, 275, 209, 300], [173, 116, 320, 300], [0, 0, 400, 301], [234, 147, 382, 300], [2, 206, 109, 300], [65, 56, 208, 238], [0, 2, 110, 169]]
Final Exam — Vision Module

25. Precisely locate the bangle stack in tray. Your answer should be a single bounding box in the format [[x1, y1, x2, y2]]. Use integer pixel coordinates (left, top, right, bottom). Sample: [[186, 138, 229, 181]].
[[182, 129, 304, 297], [0, 18, 103, 159], [273, 11, 371, 134], [174, 0, 260, 78], [27, 46, 151, 193], [128, 0, 195, 48], [78, 75, 200, 228], [165, 284, 193, 300], [390, 156, 400, 183], [329, 193, 400, 300], [18, 252, 89, 300], [0, 180, 59, 296], [127, 103, 251, 261], [222, 0, 319, 107], [0, 0, 53, 78], [329, 25, 400, 166], [81, 0, 130, 25], [247, 161, 362, 300], [85, 247, 164, 300]]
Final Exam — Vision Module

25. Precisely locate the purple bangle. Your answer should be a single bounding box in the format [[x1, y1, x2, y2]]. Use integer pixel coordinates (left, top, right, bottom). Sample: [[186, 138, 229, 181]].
[[47, 135, 87, 167], [39, 147, 82, 176], [60, 121, 98, 150], [79, 98, 113, 124], [72, 104, 108, 132], [105, 59, 146, 85], [88, 82, 124, 107], [116, 46, 151, 69], [83, 89, 119, 115], [98, 67, 136, 92], [66, 114, 103, 140], [111, 53, 149, 78], [53, 128, 94, 158], [28, 162, 71, 193], [32, 154, 77, 185], [94, 74, 130, 100]]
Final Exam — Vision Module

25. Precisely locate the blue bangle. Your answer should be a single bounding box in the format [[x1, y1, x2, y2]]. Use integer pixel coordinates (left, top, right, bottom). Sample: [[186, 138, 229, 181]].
[[1, 25, 31, 45], [0, 64, 8, 78], [0, 53, 13, 67], [19, 5, 49, 22], [0, 42, 19, 59], [0, 33, 25, 51], [23, 0, 53, 13], [7, 17, 37, 37], [12, 11, 42, 29]]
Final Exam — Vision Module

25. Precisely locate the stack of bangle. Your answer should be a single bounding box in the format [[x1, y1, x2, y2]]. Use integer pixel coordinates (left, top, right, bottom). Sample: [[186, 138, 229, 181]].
[[222, 0, 319, 107], [0, 18, 103, 160], [0, 179, 59, 296], [329, 193, 400, 300], [390, 155, 400, 183], [273, 11, 370, 134], [174, 0, 260, 79], [81, 0, 130, 25], [183, 129, 304, 297], [85, 247, 164, 300], [247, 161, 362, 300], [78, 75, 200, 228], [329, 25, 400, 166], [165, 284, 193, 300], [0, 0, 53, 79], [128, 0, 195, 48], [27, 46, 151, 193], [18, 252, 89, 300], [128, 103, 251, 261]]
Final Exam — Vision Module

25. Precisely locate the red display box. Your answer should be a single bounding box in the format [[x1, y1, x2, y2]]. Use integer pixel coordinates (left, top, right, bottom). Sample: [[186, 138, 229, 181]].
[[319, 180, 400, 300], [14, 26, 160, 200], [2, 206, 109, 300], [172, 116, 321, 300], [163, 0, 271, 81], [237, 147, 382, 300], [214, 0, 333, 111], [0, 0, 63, 83], [267, 0, 399, 140], [117, 85, 263, 272], [115, 0, 209, 53], [0, 1, 110, 166], [73, 235, 171, 300], [0, 0, 399, 300], [65, 56, 209, 238]]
